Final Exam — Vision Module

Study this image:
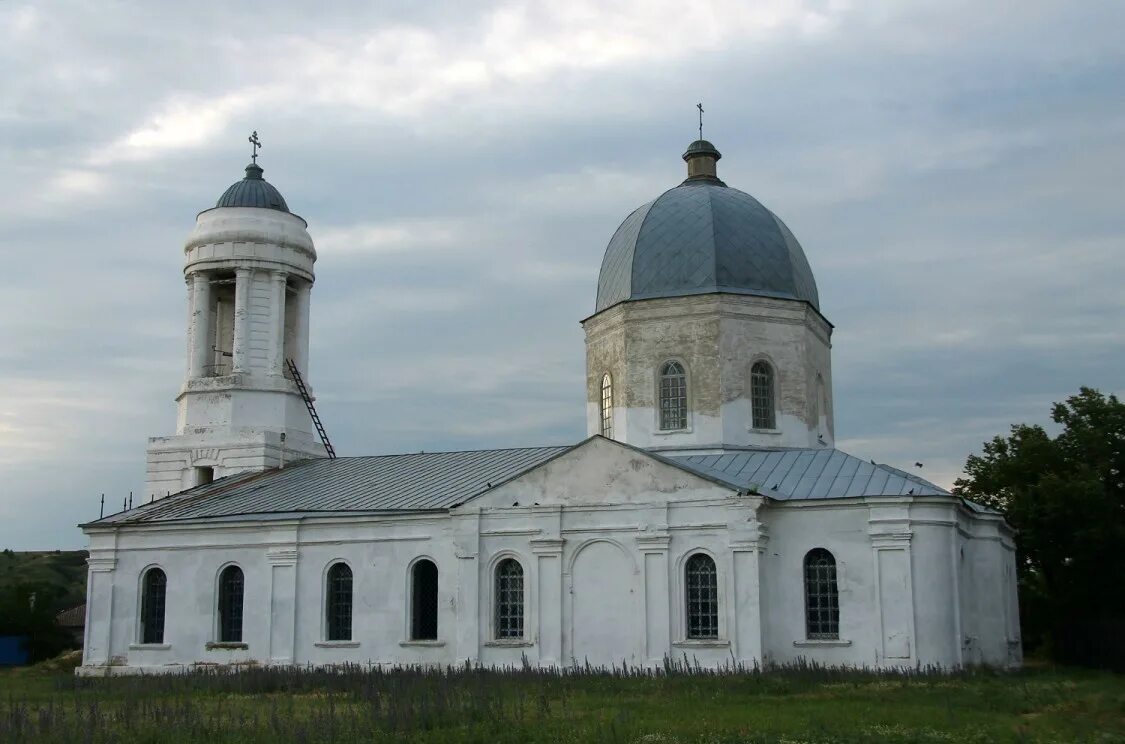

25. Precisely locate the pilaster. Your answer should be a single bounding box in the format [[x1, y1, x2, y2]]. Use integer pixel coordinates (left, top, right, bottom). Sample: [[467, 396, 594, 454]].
[[83, 552, 117, 666], [452, 511, 481, 664], [728, 506, 768, 665], [868, 503, 916, 664], [530, 530, 565, 665], [635, 530, 671, 664], [266, 545, 299, 665]]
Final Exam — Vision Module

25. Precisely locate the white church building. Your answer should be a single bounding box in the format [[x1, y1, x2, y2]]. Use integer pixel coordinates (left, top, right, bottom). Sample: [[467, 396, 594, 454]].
[[79, 138, 1021, 675]]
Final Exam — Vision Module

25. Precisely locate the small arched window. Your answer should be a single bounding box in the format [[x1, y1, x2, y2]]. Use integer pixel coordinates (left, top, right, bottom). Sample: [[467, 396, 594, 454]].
[[326, 562, 353, 642], [751, 361, 776, 430], [685, 553, 719, 639], [659, 361, 687, 430], [804, 548, 839, 640], [600, 374, 614, 439], [217, 565, 244, 643], [140, 567, 167, 644], [494, 558, 525, 639], [410, 559, 439, 641]]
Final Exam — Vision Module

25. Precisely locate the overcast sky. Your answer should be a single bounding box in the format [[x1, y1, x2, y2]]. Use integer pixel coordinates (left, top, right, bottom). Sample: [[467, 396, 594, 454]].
[[1, 1, 1122, 550]]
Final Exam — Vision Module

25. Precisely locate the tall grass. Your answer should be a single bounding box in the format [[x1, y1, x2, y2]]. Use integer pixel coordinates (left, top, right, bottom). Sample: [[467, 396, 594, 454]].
[[2, 660, 1121, 743]]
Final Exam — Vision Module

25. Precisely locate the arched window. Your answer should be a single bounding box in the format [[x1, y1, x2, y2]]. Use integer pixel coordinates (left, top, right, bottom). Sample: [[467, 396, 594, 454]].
[[494, 558, 525, 639], [600, 373, 614, 439], [140, 567, 167, 644], [751, 361, 776, 430], [804, 548, 839, 640], [685, 553, 719, 639], [410, 559, 438, 641], [326, 562, 353, 642], [659, 361, 687, 430], [217, 565, 244, 643]]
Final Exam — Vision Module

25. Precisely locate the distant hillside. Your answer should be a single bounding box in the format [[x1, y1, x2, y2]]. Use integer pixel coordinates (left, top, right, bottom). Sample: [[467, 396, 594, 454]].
[[0, 550, 88, 613]]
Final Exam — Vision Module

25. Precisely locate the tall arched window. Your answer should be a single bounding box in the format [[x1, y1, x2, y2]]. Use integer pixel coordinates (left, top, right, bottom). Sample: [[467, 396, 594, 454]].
[[750, 361, 776, 430], [140, 567, 167, 644], [494, 558, 525, 639], [326, 562, 353, 641], [600, 373, 614, 439], [410, 559, 439, 641], [685, 553, 719, 639], [217, 565, 244, 643], [804, 548, 839, 640], [659, 361, 687, 430]]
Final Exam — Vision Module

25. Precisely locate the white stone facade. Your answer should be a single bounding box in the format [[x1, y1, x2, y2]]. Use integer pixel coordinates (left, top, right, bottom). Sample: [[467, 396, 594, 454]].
[[145, 205, 327, 499], [82, 439, 1019, 674], [583, 294, 834, 452]]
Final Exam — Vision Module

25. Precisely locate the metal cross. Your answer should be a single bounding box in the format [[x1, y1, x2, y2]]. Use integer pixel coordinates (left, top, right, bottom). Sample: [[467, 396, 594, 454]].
[[696, 103, 704, 140], [249, 131, 261, 164]]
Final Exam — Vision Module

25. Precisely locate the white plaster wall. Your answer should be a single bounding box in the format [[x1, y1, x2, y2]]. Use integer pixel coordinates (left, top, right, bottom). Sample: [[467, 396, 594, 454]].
[[86, 443, 1019, 674], [760, 498, 1018, 669]]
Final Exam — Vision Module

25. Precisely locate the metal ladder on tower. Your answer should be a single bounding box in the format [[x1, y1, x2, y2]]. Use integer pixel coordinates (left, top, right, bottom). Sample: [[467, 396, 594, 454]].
[[286, 358, 336, 459]]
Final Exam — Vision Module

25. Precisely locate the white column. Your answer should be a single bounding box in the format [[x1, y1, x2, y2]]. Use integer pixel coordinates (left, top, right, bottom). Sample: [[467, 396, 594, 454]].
[[269, 271, 288, 375], [293, 281, 311, 378], [232, 268, 252, 374], [189, 272, 212, 378], [184, 277, 195, 378]]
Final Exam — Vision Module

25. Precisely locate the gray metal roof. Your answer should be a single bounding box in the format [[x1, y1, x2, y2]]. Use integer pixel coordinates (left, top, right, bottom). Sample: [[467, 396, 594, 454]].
[[666, 449, 948, 500], [215, 163, 290, 212], [594, 178, 820, 314], [89, 443, 952, 528], [92, 446, 570, 526]]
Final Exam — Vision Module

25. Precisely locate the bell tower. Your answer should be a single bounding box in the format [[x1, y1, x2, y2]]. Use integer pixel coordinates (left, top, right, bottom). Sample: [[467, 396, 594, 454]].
[[145, 142, 328, 499]]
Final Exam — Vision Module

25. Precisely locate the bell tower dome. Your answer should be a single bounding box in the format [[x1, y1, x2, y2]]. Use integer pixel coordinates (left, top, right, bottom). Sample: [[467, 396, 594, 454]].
[[583, 139, 834, 454], [145, 148, 328, 498]]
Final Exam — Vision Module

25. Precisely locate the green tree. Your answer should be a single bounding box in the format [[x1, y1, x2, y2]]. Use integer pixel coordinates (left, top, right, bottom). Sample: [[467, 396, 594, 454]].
[[954, 387, 1125, 667], [0, 582, 73, 663]]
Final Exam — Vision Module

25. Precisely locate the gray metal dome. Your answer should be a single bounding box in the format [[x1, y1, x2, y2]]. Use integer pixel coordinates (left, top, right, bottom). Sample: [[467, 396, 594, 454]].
[[595, 150, 819, 313], [215, 163, 290, 213]]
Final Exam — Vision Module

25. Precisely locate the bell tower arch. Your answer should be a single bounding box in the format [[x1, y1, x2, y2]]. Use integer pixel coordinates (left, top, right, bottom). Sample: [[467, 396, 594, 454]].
[[145, 151, 328, 499]]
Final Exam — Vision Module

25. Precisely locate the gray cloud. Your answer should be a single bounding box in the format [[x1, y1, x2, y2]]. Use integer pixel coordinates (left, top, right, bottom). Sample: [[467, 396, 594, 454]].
[[1, 0, 1122, 547]]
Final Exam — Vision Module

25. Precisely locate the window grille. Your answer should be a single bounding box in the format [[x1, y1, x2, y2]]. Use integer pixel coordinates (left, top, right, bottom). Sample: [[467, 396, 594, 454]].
[[685, 553, 719, 639], [140, 567, 166, 644], [804, 548, 839, 639], [494, 558, 525, 639], [751, 361, 776, 429], [600, 374, 614, 439], [659, 361, 687, 430], [326, 563, 353, 641], [411, 559, 439, 641], [218, 565, 244, 643]]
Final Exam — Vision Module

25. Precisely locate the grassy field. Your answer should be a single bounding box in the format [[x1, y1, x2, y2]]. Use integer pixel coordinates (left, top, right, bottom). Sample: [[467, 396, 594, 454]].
[[1, 658, 1123, 743]]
